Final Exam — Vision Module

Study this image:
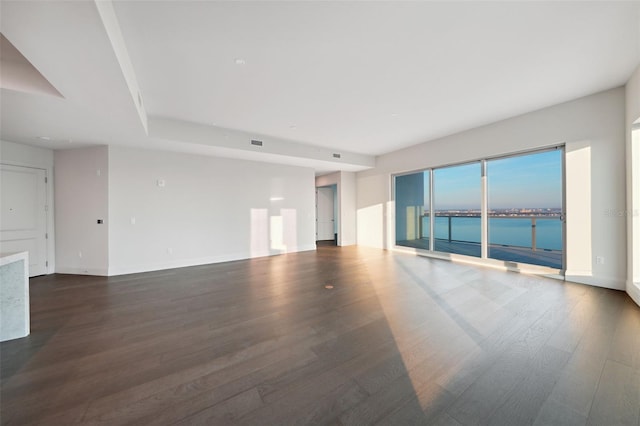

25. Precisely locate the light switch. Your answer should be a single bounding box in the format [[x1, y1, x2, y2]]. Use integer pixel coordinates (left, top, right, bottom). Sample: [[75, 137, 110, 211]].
[[157, 179, 165, 187]]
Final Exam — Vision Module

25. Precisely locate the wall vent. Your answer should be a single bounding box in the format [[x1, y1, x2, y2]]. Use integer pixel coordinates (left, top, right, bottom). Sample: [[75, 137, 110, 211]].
[[251, 140, 263, 146], [333, 153, 341, 159]]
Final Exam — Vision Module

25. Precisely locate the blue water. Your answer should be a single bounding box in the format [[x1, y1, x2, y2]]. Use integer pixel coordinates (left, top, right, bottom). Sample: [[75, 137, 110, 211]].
[[422, 217, 562, 250]]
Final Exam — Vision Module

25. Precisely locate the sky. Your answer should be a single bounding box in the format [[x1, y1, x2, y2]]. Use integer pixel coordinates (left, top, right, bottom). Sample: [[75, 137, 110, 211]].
[[486, 150, 562, 209], [406, 150, 563, 210]]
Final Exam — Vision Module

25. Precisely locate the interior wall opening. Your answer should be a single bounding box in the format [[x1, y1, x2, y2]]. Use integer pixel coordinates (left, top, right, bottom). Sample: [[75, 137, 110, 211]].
[[316, 185, 337, 245]]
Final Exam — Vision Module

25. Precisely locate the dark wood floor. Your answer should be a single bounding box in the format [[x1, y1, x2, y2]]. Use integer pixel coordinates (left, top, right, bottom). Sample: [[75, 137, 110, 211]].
[[2, 246, 639, 425]]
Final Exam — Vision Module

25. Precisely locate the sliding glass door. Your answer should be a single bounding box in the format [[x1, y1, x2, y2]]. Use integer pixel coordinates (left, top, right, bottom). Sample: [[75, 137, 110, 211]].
[[487, 150, 563, 268], [394, 147, 565, 270], [433, 162, 481, 257], [395, 171, 429, 250]]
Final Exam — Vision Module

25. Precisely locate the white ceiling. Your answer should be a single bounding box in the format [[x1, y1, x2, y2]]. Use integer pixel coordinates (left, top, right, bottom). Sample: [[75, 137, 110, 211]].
[[1, 1, 639, 174]]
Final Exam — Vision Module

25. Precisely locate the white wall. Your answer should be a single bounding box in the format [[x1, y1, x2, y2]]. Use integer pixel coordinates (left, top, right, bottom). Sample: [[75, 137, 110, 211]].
[[357, 87, 627, 290], [315, 171, 357, 246], [626, 64, 640, 305], [0, 140, 55, 273], [54, 146, 109, 275], [339, 171, 357, 246], [316, 172, 339, 188], [108, 146, 316, 275]]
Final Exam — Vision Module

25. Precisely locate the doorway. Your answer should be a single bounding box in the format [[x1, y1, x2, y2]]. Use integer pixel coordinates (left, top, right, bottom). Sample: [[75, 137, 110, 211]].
[[316, 186, 336, 244], [0, 164, 48, 276]]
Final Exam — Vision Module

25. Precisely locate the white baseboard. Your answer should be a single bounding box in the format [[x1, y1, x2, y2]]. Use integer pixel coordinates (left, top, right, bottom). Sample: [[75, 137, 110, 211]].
[[564, 269, 593, 277], [627, 281, 640, 307], [107, 245, 317, 276], [565, 274, 626, 291], [55, 266, 109, 276]]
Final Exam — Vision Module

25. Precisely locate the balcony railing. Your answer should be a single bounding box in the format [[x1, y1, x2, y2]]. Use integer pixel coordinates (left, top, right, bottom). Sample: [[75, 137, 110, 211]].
[[424, 214, 562, 251], [403, 214, 563, 269]]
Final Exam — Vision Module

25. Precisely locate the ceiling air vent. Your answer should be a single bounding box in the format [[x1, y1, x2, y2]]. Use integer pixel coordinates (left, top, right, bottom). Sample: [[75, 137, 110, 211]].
[[333, 153, 341, 159], [251, 139, 263, 147]]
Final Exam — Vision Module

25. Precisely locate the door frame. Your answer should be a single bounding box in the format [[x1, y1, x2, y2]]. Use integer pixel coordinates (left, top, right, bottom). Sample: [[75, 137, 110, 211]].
[[0, 164, 50, 276], [315, 185, 337, 243]]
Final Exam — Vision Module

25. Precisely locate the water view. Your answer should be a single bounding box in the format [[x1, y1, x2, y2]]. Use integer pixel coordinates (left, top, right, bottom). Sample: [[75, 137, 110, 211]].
[[423, 214, 562, 251]]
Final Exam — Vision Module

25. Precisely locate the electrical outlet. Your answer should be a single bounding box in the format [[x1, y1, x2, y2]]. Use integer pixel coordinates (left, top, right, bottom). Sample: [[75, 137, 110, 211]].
[[167, 248, 173, 255], [596, 256, 605, 265], [131, 217, 136, 225], [78, 251, 83, 258]]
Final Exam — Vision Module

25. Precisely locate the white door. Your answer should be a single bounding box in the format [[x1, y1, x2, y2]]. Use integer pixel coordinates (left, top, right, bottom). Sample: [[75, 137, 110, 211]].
[[0, 164, 48, 276], [316, 187, 335, 241]]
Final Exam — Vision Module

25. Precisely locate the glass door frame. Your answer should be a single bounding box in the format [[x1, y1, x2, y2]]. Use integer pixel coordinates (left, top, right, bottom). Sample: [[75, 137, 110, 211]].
[[392, 145, 566, 274]]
